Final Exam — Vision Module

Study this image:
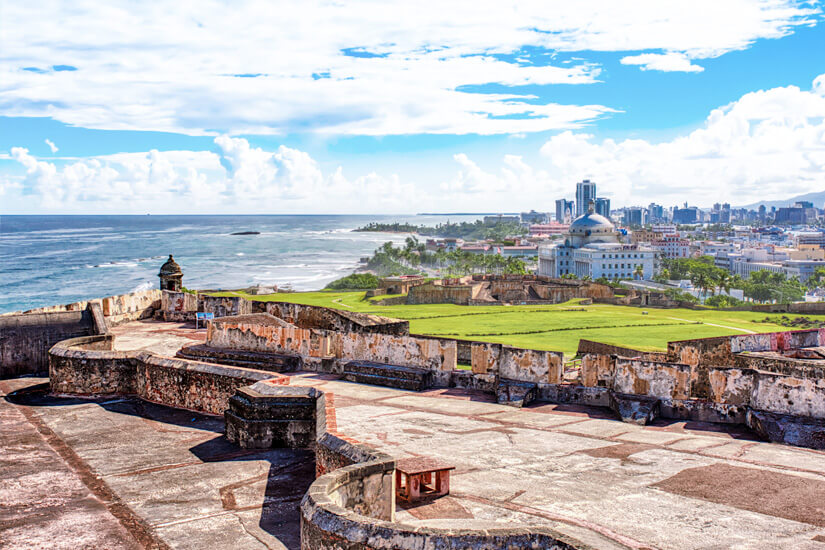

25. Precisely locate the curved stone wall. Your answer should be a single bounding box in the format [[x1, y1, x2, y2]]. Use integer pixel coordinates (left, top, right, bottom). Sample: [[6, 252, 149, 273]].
[[301, 441, 589, 550], [49, 335, 285, 415]]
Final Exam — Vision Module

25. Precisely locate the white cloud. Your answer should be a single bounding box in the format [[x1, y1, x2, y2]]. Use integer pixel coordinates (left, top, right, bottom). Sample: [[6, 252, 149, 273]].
[[620, 52, 705, 72], [4, 137, 424, 213], [0, 0, 816, 136], [538, 74, 825, 206], [44, 139, 58, 153]]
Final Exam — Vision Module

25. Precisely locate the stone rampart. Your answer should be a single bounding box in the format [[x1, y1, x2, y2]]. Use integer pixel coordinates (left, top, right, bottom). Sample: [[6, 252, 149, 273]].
[[1, 310, 99, 378], [201, 295, 253, 318], [48, 335, 284, 415], [206, 314, 457, 375], [407, 283, 474, 305], [263, 302, 409, 335], [160, 290, 199, 321], [3, 289, 161, 325], [577, 339, 668, 361]]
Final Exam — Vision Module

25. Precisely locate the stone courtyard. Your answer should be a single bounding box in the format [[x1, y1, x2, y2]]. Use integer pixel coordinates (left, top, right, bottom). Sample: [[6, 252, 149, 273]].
[[2, 319, 825, 550]]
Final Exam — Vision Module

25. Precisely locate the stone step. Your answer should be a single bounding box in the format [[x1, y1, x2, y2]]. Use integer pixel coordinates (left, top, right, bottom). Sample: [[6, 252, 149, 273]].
[[176, 345, 300, 373], [344, 360, 430, 381], [496, 379, 537, 408], [342, 371, 428, 391], [342, 361, 431, 391]]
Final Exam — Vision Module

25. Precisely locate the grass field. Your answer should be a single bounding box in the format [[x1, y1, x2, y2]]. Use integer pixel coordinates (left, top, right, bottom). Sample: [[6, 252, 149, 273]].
[[210, 290, 825, 357]]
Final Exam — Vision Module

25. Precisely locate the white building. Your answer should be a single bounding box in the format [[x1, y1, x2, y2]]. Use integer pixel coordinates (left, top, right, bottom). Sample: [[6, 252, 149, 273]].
[[538, 209, 657, 280], [651, 234, 691, 258]]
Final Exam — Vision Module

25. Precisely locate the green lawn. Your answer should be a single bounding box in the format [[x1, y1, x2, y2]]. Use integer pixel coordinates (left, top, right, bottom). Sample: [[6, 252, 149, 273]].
[[209, 290, 824, 357]]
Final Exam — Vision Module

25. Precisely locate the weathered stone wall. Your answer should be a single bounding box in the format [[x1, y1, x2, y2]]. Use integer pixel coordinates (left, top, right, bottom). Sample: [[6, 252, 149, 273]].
[[580, 353, 614, 388], [201, 295, 253, 318], [499, 346, 563, 384], [0, 309, 99, 378], [160, 290, 199, 321], [469, 342, 562, 384], [577, 339, 667, 361], [406, 283, 474, 305], [206, 314, 457, 373], [708, 366, 825, 419], [263, 301, 409, 335], [613, 358, 691, 400], [3, 289, 162, 325], [581, 354, 691, 400], [49, 335, 282, 415]]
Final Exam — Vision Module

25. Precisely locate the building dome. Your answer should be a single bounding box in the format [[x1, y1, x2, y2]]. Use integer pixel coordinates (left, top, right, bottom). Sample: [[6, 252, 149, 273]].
[[159, 255, 182, 276], [565, 211, 618, 247], [568, 212, 615, 234]]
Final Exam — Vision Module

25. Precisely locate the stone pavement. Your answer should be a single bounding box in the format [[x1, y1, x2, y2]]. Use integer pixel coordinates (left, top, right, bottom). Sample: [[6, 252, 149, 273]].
[[3, 318, 825, 550], [292, 373, 825, 550], [1, 378, 313, 550]]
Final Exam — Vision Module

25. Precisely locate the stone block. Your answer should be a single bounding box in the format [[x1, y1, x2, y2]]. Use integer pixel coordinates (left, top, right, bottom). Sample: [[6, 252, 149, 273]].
[[746, 408, 825, 450], [225, 383, 323, 449], [496, 379, 537, 408], [609, 392, 660, 425]]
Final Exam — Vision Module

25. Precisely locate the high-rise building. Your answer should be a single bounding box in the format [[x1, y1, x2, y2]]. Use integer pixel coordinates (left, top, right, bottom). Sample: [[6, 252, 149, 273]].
[[647, 203, 664, 222], [594, 197, 611, 219], [555, 199, 574, 223], [623, 207, 645, 226], [575, 179, 596, 217]]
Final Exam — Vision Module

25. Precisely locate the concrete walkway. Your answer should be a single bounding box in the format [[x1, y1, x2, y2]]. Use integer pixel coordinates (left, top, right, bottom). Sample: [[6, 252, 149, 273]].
[[1, 378, 313, 550], [291, 373, 825, 550]]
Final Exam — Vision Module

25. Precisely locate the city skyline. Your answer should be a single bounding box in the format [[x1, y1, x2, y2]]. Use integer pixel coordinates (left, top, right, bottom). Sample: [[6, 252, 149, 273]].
[[1, 1, 824, 214]]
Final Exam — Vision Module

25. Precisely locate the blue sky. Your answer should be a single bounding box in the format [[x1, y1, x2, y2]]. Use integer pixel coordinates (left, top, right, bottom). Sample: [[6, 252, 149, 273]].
[[1, 1, 824, 214]]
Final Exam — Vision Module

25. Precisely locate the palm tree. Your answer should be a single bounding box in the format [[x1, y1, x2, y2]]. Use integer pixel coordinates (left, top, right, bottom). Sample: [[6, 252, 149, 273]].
[[633, 264, 644, 280]]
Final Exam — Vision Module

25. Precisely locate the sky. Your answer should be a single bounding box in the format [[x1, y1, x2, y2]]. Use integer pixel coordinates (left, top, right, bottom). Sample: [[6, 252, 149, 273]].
[[1, 0, 824, 215]]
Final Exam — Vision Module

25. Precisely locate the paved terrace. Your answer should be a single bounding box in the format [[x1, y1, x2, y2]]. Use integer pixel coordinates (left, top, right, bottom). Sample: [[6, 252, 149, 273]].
[[3, 319, 825, 549]]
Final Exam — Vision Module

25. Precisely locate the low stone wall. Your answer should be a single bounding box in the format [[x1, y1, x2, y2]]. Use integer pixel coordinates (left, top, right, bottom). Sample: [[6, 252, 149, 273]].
[[407, 283, 474, 305], [581, 355, 691, 400], [206, 314, 457, 376], [708, 366, 825, 420], [201, 295, 253, 318], [471, 342, 563, 384], [49, 335, 284, 415], [0, 307, 103, 378], [3, 289, 162, 325], [577, 339, 667, 361], [263, 302, 409, 335], [301, 461, 585, 550], [160, 290, 199, 321]]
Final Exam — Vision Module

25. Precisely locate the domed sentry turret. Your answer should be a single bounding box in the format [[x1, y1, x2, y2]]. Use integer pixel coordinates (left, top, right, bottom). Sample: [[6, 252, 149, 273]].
[[158, 255, 183, 291]]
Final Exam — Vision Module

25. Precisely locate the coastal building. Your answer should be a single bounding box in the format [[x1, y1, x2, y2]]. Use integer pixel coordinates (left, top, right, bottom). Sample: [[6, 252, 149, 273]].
[[158, 255, 183, 291], [538, 207, 657, 280]]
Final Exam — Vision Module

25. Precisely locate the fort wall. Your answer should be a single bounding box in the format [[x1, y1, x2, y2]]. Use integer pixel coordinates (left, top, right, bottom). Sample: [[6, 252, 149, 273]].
[[49, 334, 284, 415]]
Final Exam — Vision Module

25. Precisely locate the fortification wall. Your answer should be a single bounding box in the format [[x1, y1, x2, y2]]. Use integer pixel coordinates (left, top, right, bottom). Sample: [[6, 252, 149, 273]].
[[160, 290, 199, 321], [201, 295, 253, 318], [49, 335, 283, 415], [577, 339, 667, 361], [263, 301, 408, 335], [407, 283, 473, 305], [4, 289, 162, 325], [0, 310, 99, 378], [206, 315, 457, 373]]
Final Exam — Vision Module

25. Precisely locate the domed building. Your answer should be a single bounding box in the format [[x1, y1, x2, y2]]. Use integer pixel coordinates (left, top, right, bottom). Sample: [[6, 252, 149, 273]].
[[538, 206, 657, 280]]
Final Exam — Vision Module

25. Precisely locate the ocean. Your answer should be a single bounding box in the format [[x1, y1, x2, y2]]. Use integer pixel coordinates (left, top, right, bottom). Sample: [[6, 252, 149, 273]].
[[0, 214, 481, 314]]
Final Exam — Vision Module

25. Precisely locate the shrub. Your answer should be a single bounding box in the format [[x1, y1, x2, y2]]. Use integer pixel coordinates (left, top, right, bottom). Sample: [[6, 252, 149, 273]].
[[324, 273, 381, 290]]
